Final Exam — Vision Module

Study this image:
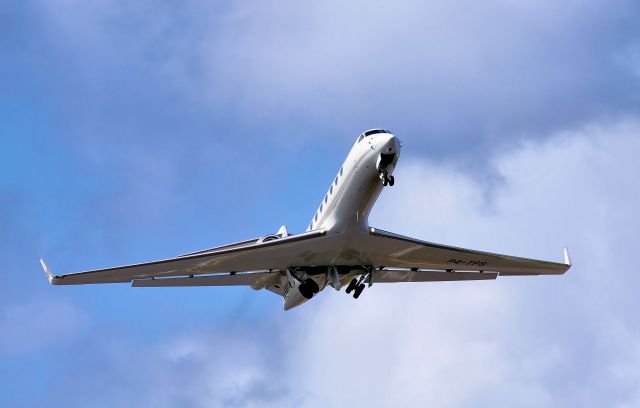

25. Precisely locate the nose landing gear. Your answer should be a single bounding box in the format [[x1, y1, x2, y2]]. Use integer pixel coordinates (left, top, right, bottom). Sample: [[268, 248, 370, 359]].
[[380, 172, 395, 186], [377, 152, 396, 186]]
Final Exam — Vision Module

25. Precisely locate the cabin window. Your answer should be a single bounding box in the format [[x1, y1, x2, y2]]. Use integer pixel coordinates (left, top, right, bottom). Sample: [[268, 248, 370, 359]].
[[314, 213, 318, 222], [340, 167, 343, 176], [334, 176, 338, 186], [324, 195, 328, 203], [330, 185, 333, 194], [320, 203, 323, 212]]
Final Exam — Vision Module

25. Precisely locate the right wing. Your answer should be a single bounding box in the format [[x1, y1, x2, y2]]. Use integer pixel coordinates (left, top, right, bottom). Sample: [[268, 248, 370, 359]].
[[40, 229, 326, 285], [365, 228, 571, 276]]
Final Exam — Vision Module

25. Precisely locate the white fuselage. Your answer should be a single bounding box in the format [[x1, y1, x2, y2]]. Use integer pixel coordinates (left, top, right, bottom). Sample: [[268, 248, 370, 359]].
[[306, 131, 400, 233], [283, 130, 400, 309]]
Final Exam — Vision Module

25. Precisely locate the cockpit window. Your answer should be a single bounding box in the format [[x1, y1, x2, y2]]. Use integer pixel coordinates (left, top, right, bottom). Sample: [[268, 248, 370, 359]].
[[357, 129, 392, 143], [358, 129, 391, 141], [363, 129, 391, 137]]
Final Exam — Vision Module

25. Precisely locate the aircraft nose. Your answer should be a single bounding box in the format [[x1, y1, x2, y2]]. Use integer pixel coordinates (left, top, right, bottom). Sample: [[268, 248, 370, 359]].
[[382, 134, 400, 155]]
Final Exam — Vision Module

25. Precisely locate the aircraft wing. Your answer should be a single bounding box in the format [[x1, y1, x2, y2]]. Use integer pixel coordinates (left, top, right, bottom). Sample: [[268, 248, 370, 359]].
[[366, 228, 571, 276], [40, 230, 326, 286]]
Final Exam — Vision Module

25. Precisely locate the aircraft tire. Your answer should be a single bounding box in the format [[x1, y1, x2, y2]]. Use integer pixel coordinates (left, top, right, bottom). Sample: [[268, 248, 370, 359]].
[[345, 278, 357, 294]]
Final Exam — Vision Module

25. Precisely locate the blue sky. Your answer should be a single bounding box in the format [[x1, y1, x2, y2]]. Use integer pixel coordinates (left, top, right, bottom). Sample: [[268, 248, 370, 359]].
[[2, 0, 640, 406]]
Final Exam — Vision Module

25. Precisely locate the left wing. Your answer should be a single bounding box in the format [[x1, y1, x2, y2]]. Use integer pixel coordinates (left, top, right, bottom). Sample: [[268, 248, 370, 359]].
[[40, 229, 326, 285], [365, 228, 571, 276]]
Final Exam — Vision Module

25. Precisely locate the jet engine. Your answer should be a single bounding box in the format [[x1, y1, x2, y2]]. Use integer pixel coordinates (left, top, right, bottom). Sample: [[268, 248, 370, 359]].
[[298, 278, 320, 299]]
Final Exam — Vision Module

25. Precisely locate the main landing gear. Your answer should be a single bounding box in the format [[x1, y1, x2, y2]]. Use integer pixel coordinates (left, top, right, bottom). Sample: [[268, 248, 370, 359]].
[[345, 278, 365, 299], [345, 269, 373, 299]]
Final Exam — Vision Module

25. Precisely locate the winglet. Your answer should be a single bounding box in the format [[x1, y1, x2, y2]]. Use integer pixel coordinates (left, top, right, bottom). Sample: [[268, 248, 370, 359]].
[[563, 247, 572, 267], [39, 258, 56, 284]]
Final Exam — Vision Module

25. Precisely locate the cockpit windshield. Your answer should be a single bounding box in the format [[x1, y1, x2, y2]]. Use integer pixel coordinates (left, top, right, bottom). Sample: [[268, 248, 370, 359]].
[[364, 129, 391, 137], [358, 129, 392, 142]]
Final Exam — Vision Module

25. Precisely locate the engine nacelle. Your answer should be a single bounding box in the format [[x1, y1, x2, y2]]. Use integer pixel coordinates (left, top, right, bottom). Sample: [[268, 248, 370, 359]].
[[298, 278, 320, 299]]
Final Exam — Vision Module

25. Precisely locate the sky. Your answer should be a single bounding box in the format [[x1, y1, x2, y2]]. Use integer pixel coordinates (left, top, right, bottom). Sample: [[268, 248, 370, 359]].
[[1, 0, 640, 406]]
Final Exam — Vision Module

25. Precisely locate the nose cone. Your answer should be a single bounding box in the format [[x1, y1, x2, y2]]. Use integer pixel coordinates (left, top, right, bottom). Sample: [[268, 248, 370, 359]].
[[382, 134, 400, 156]]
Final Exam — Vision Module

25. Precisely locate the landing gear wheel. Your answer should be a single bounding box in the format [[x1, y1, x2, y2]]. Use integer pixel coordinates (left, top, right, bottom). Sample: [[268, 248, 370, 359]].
[[389, 175, 395, 186], [380, 171, 389, 186], [345, 278, 357, 294], [299, 283, 313, 299], [353, 283, 365, 299], [304, 278, 319, 293]]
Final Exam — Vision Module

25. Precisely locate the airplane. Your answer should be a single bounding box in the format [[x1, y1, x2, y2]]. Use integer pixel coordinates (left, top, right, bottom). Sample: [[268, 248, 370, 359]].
[[40, 129, 571, 310]]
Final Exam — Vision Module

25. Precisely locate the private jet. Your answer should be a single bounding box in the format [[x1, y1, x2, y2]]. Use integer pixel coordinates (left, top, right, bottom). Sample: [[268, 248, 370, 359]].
[[41, 129, 571, 310]]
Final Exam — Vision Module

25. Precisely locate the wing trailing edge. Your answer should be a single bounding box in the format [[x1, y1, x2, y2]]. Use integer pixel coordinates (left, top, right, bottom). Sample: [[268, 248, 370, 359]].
[[131, 271, 280, 288]]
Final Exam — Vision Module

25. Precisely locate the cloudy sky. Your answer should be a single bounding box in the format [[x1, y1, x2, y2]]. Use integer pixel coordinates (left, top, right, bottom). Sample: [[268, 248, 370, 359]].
[[2, 0, 640, 406]]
